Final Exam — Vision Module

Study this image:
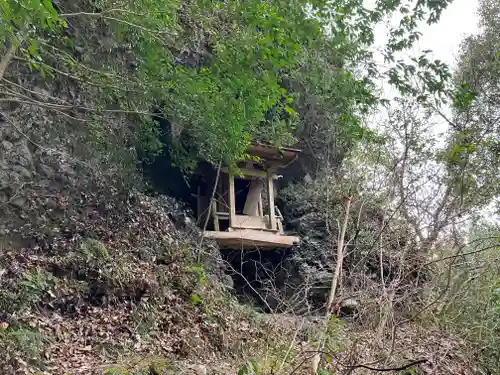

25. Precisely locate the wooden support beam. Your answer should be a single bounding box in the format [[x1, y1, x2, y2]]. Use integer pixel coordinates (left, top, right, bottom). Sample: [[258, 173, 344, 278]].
[[267, 169, 276, 231], [277, 219, 283, 234], [204, 229, 299, 249], [211, 199, 220, 231], [232, 215, 277, 231], [221, 167, 268, 178], [228, 171, 236, 227], [196, 186, 201, 221]]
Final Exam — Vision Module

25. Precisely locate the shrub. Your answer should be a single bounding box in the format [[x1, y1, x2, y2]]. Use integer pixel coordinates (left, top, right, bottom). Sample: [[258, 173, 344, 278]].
[[0, 325, 45, 368], [237, 359, 260, 375], [80, 238, 110, 261], [18, 267, 53, 307], [432, 223, 500, 373]]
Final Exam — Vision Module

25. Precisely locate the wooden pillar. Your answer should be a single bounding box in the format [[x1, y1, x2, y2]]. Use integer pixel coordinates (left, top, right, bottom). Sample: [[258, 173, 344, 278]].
[[258, 195, 263, 217], [211, 199, 220, 231], [196, 186, 201, 222], [228, 172, 236, 228], [267, 169, 276, 231]]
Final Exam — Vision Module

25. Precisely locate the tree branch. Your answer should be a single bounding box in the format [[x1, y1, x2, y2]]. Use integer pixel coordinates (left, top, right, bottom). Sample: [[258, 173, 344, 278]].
[[423, 243, 500, 267], [12, 56, 143, 93], [58, 11, 173, 42], [197, 160, 222, 261], [0, 96, 163, 118], [342, 358, 427, 372], [0, 42, 17, 80], [312, 196, 353, 374]]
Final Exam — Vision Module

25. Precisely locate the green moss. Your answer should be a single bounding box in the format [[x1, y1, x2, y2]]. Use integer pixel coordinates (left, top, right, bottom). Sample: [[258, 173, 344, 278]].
[[149, 359, 178, 375], [190, 293, 202, 305], [188, 265, 207, 286], [0, 326, 45, 368], [80, 238, 110, 260], [103, 367, 129, 375]]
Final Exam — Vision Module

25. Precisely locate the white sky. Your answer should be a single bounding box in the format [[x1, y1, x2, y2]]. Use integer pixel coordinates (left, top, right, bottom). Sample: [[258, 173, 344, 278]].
[[413, 0, 479, 70], [366, 0, 480, 137], [369, 0, 480, 95], [365, 1, 499, 225]]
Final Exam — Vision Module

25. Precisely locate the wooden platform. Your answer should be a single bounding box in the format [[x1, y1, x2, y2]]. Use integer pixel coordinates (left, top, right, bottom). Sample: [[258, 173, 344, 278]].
[[204, 229, 299, 249]]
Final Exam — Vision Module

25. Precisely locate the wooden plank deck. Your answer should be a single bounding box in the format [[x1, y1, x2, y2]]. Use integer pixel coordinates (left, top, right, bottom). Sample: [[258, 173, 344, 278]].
[[204, 229, 299, 249]]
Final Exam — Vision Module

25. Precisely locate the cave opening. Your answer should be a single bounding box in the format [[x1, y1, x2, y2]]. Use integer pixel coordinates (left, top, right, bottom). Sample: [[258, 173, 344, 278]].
[[220, 246, 301, 313]]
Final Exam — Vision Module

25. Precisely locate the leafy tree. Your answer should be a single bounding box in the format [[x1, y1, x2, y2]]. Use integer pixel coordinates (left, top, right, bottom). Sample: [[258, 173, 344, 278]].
[[1, 0, 457, 173], [443, 0, 500, 209], [431, 220, 500, 373]]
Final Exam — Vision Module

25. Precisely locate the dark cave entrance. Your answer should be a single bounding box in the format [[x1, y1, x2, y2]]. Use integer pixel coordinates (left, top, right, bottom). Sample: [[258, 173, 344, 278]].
[[139, 112, 209, 220], [219, 247, 305, 313]]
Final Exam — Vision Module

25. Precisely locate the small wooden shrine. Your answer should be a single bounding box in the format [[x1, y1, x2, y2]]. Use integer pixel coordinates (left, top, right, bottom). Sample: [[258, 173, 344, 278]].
[[202, 144, 301, 249]]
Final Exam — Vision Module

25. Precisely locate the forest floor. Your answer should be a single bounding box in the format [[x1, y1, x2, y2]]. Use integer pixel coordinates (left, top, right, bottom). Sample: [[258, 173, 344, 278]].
[[0, 189, 311, 375], [0, 189, 479, 375]]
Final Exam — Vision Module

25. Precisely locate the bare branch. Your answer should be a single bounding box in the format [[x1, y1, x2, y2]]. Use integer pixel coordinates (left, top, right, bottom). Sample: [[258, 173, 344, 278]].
[[0, 42, 17, 80], [312, 196, 353, 374], [341, 358, 427, 372]]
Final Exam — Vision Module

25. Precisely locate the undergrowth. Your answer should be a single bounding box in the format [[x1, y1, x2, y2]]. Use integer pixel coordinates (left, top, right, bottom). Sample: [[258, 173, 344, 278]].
[[0, 191, 309, 374]]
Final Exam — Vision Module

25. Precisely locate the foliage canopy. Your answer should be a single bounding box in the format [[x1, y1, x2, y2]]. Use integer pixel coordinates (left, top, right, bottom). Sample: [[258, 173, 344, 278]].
[[0, 0, 457, 171]]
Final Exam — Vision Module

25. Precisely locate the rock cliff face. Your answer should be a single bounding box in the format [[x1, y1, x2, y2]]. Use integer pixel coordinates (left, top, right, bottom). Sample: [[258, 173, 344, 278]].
[[0, 128, 35, 209], [0, 97, 421, 322]]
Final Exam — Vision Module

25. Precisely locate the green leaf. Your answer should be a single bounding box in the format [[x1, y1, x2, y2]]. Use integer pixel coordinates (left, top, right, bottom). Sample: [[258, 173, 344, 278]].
[[190, 294, 202, 305]]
